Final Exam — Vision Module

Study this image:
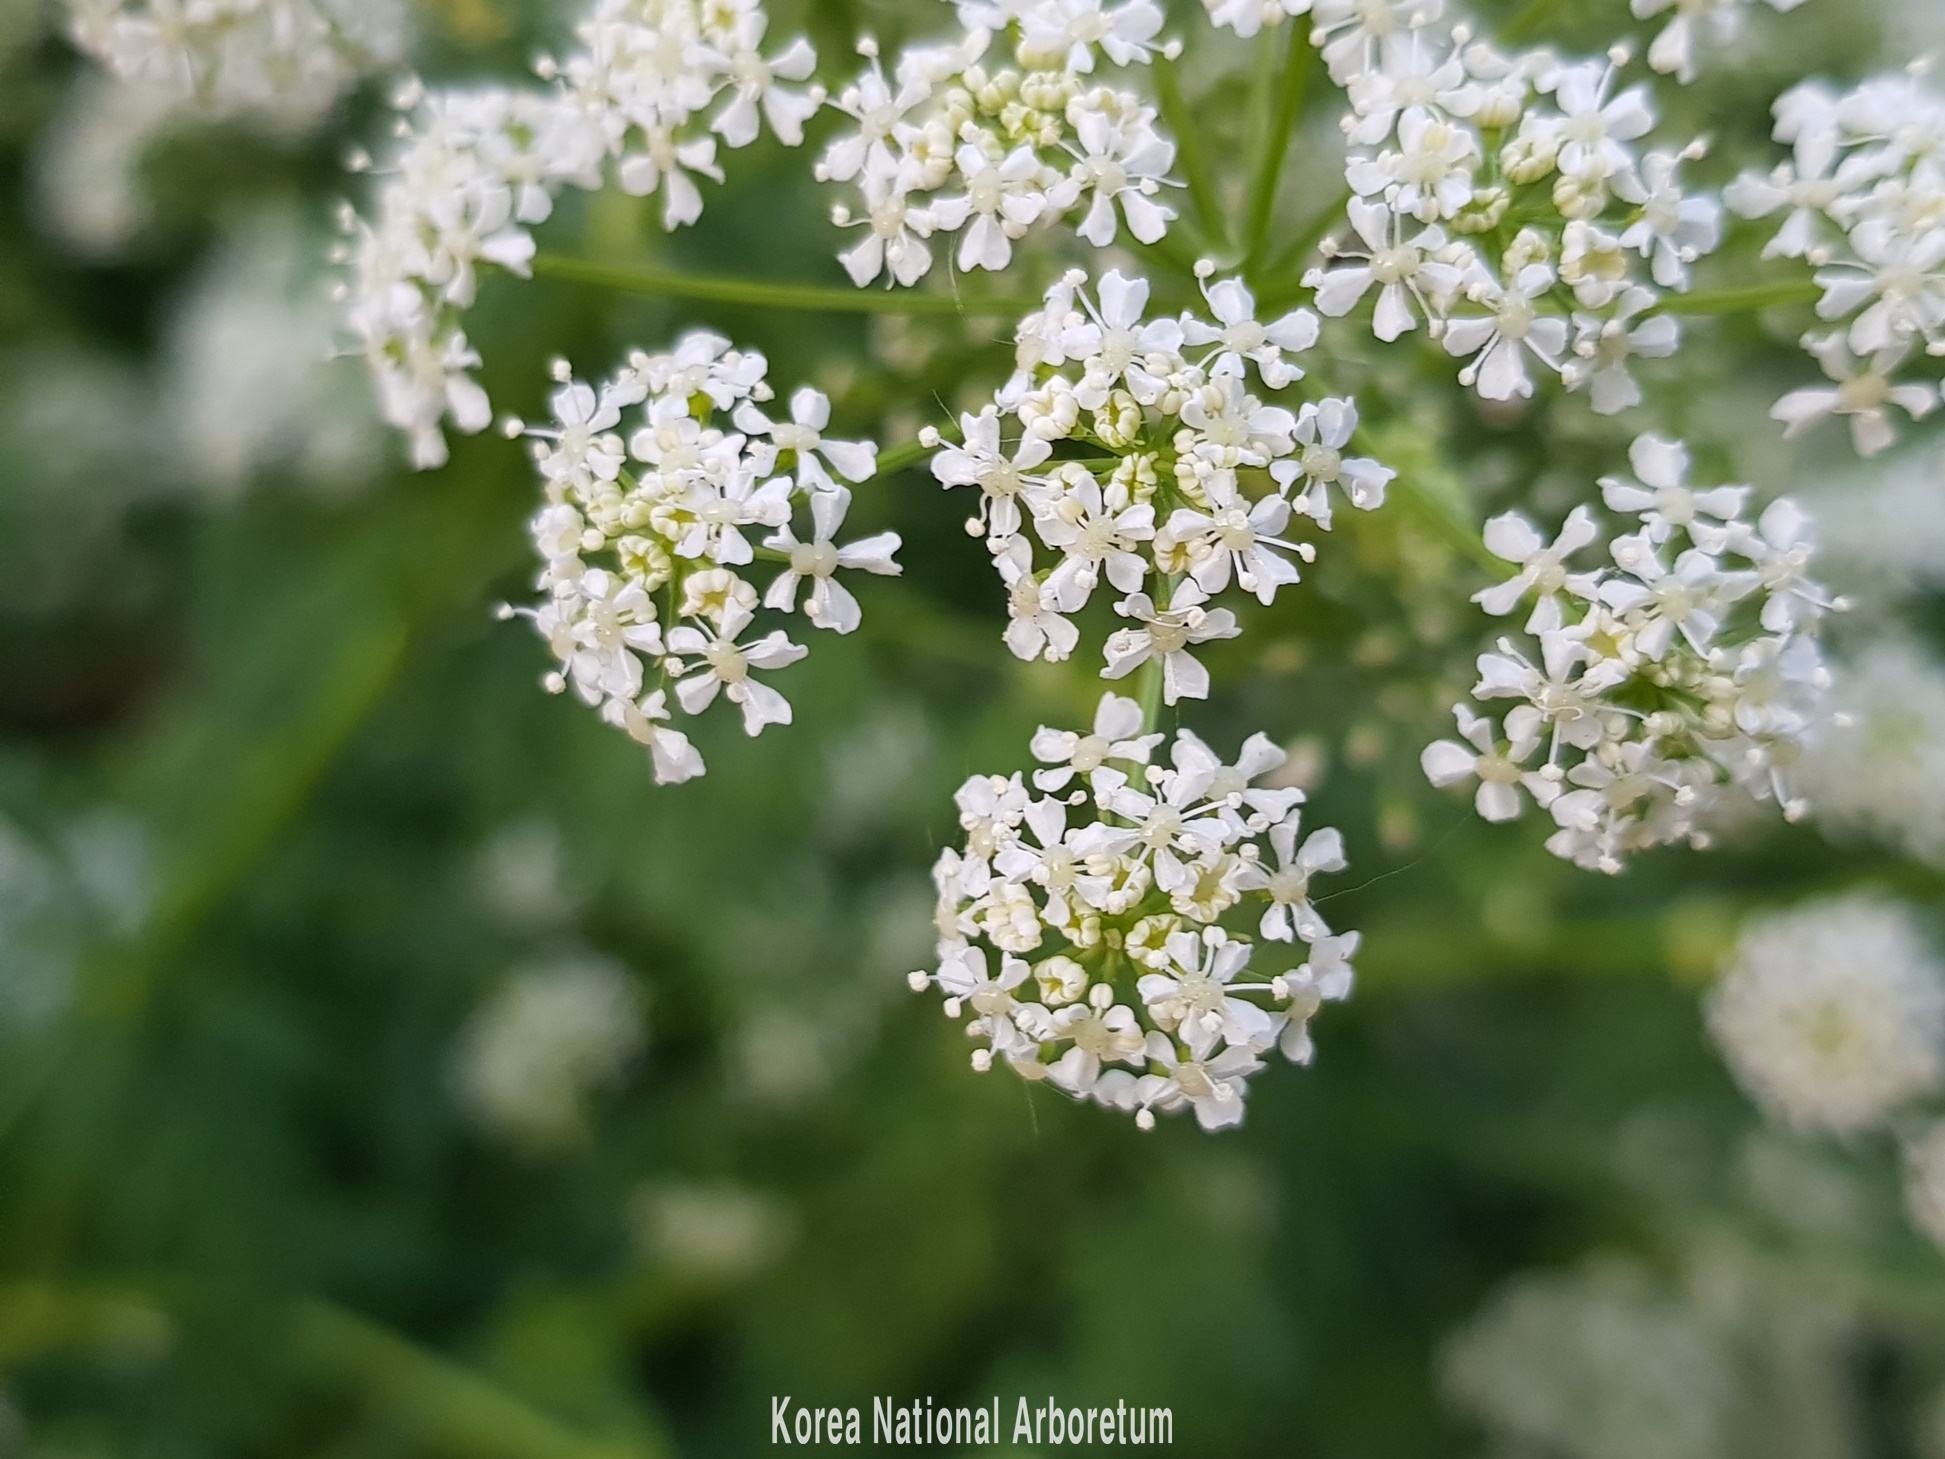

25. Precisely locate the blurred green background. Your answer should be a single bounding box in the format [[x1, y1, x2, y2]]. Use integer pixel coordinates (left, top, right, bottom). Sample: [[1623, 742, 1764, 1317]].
[[4, 0, 1945, 1453]]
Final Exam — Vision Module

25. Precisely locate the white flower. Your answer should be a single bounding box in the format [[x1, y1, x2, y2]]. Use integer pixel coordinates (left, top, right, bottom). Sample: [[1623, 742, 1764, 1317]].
[[1201, 0, 1310, 39], [1596, 434, 1748, 544], [667, 602, 808, 734], [1167, 488, 1309, 605], [1473, 505, 1602, 633], [1529, 59, 1655, 182], [930, 410, 1053, 540], [1421, 704, 1552, 822], [1045, 1000, 1147, 1095], [1346, 104, 1478, 222], [1310, 0, 1446, 83], [605, 689, 706, 785], [1564, 287, 1679, 416], [1066, 268, 1184, 409], [1126, 1035, 1264, 1131], [1272, 397, 1393, 527], [835, 167, 938, 287], [929, 143, 1049, 272], [1305, 197, 1464, 341], [1018, 0, 1166, 72], [1180, 272, 1320, 388], [734, 386, 878, 494], [1598, 533, 1739, 660], [1059, 101, 1178, 246], [1817, 221, 1945, 358], [1102, 580, 1240, 703], [710, 17, 822, 148], [1029, 692, 1163, 791], [1708, 895, 1945, 1136], [1138, 930, 1275, 1058], [762, 490, 902, 633], [1034, 473, 1155, 612], [1614, 151, 1721, 291], [1344, 30, 1475, 146], [1443, 264, 1570, 401], [996, 535, 1080, 662], [1634, 0, 1808, 85], [1770, 334, 1938, 458], [1245, 815, 1346, 942]]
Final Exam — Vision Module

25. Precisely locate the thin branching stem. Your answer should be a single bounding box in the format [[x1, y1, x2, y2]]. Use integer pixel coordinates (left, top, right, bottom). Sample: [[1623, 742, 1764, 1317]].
[[1154, 53, 1228, 252], [531, 253, 1040, 316], [1243, 21, 1314, 270], [1648, 277, 1822, 316]]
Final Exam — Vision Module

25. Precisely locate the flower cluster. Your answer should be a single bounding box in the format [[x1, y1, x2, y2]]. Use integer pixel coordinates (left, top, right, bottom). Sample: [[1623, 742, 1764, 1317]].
[[340, 0, 819, 467], [1707, 894, 1944, 1136], [815, 0, 1177, 288], [1422, 434, 1832, 871], [65, 0, 405, 126], [505, 333, 896, 783], [926, 265, 1393, 697], [1305, 27, 1721, 414], [1728, 74, 1945, 457], [911, 692, 1357, 1130]]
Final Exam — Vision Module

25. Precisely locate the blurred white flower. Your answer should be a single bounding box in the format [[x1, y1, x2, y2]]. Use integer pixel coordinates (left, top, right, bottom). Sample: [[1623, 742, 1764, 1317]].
[[1708, 895, 1945, 1136], [64, 0, 405, 127], [1799, 640, 1945, 865], [1443, 1261, 1729, 1459], [474, 819, 577, 930], [168, 209, 381, 495], [630, 1182, 793, 1280], [454, 954, 645, 1152], [1904, 1120, 1945, 1253], [31, 74, 178, 256], [1800, 449, 1945, 598]]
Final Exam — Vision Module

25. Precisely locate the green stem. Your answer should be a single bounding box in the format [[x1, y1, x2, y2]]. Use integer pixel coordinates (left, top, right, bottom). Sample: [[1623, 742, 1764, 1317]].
[[1647, 277, 1821, 317], [1255, 184, 1353, 302], [1243, 21, 1314, 269], [869, 436, 932, 481], [1353, 424, 1504, 574], [1134, 572, 1179, 734], [1135, 655, 1166, 736], [531, 253, 1041, 317], [1153, 53, 1228, 253]]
